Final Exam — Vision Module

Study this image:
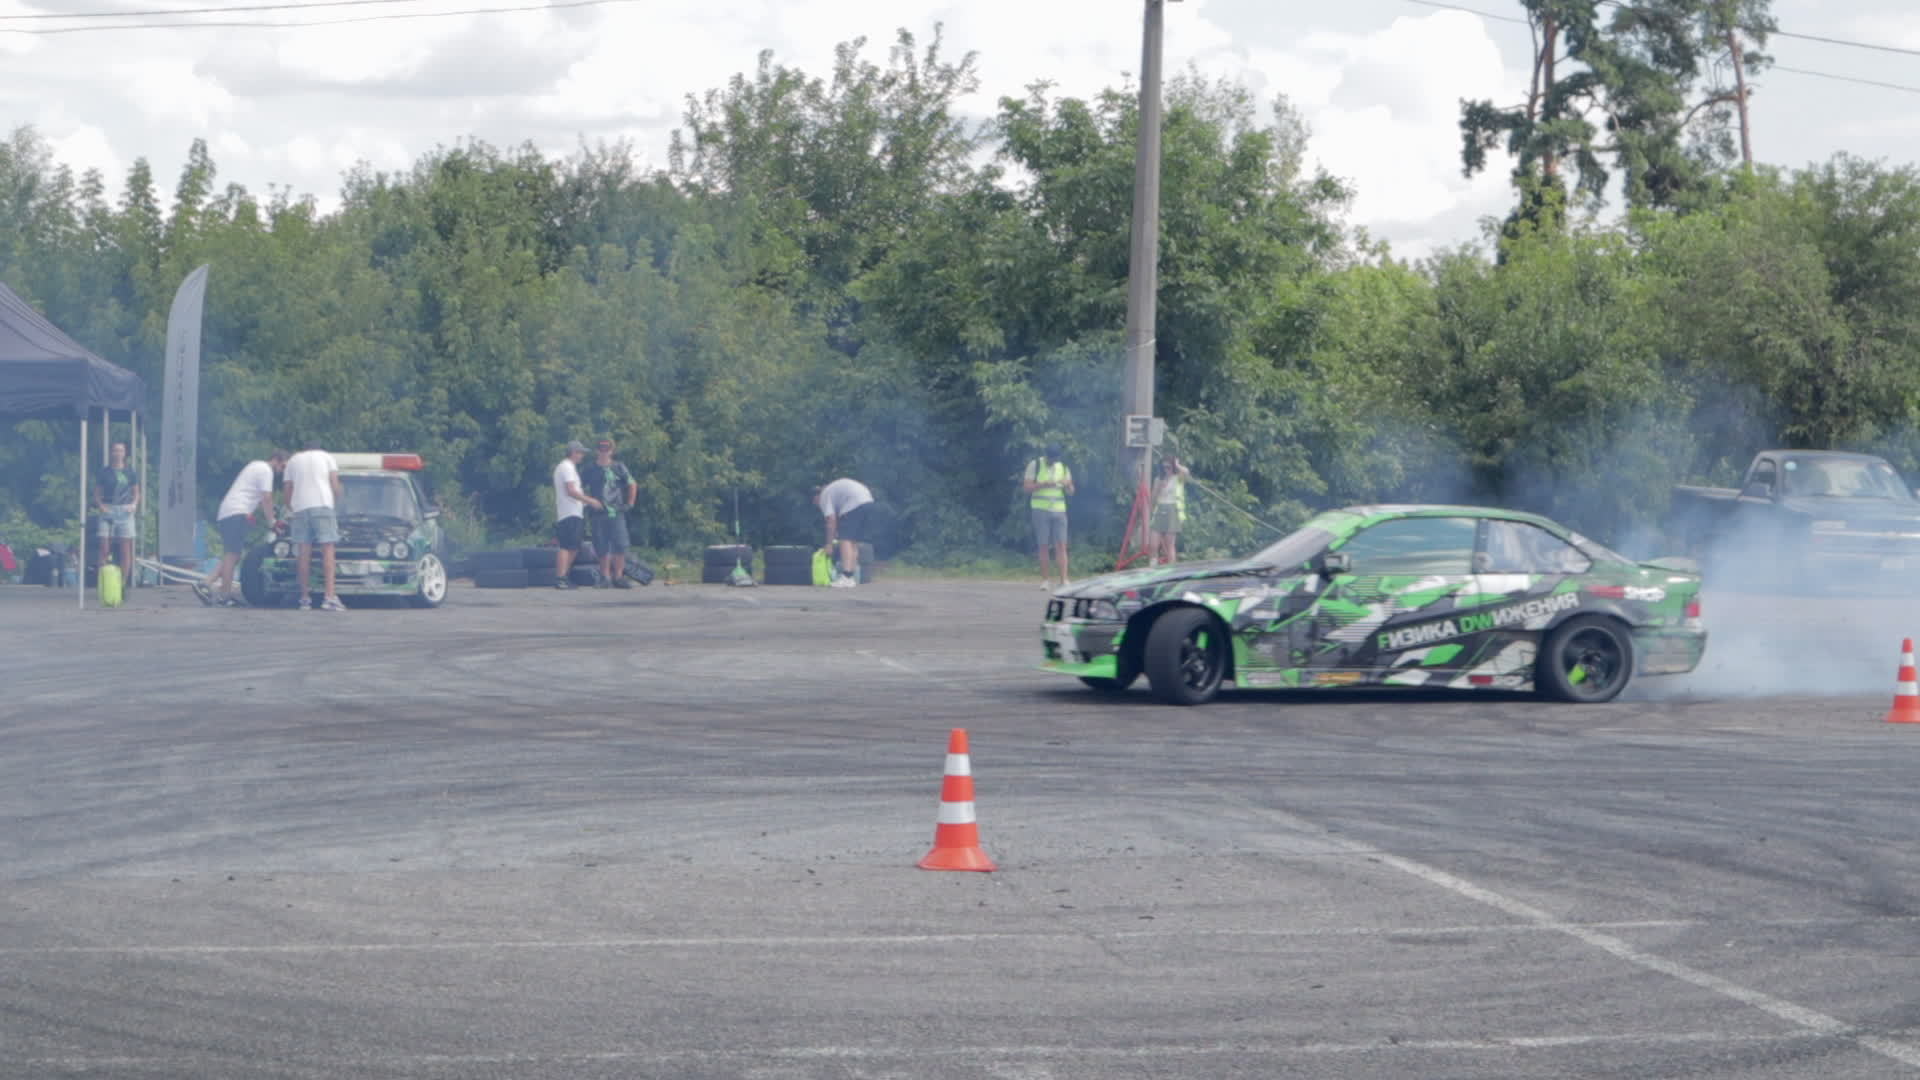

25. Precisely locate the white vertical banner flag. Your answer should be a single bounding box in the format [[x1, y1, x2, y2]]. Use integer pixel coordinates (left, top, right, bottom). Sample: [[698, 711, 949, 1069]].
[[159, 265, 209, 560]]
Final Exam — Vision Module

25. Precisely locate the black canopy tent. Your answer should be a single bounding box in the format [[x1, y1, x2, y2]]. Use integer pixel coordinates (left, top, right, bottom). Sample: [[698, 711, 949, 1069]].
[[0, 282, 147, 608]]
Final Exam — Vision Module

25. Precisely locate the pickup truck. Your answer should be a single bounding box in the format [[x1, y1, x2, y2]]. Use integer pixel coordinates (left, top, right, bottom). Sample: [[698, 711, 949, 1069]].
[[1668, 450, 1920, 587]]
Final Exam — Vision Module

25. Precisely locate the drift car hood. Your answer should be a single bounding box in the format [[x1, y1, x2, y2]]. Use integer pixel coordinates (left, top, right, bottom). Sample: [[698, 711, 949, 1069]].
[[1054, 560, 1272, 600]]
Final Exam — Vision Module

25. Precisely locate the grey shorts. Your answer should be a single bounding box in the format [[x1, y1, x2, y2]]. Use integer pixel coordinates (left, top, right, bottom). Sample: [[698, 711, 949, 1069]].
[[96, 508, 136, 539], [290, 507, 340, 546], [591, 512, 630, 555], [1031, 510, 1068, 548], [217, 514, 251, 554]]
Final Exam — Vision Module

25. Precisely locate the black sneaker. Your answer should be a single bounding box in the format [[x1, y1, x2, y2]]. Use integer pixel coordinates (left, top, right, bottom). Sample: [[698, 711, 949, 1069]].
[[612, 577, 632, 589], [192, 582, 215, 606], [554, 579, 571, 589]]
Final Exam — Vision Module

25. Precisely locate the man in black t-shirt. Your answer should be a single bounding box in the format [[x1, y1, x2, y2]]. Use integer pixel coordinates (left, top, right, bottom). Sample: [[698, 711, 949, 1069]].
[[92, 441, 140, 586], [578, 437, 638, 588]]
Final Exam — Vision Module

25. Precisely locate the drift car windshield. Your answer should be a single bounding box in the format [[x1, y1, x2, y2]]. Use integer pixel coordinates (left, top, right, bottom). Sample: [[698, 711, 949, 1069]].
[[1781, 457, 1911, 499], [339, 474, 419, 521], [1246, 525, 1335, 571]]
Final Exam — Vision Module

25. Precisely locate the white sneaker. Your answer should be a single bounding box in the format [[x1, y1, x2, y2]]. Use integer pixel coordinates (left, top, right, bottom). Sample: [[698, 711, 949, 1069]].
[[831, 574, 856, 588]]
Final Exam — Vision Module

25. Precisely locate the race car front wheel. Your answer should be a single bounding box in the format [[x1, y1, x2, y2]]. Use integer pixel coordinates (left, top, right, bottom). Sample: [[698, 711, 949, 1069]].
[[1144, 607, 1227, 705], [1538, 615, 1634, 704]]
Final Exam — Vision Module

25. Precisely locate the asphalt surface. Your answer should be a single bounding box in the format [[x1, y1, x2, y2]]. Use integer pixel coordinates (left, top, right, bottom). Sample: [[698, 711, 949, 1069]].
[[6, 576, 1920, 1079]]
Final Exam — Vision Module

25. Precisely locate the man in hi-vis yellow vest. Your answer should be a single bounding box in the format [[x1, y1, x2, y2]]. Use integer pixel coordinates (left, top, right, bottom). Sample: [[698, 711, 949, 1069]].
[[1023, 442, 1075, 591]]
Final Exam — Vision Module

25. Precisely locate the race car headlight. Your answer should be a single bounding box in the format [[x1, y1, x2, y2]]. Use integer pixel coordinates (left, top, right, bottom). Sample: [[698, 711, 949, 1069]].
[[1086, 599, 1125, 621], [375, 540, 395, 558], [272, 540, 292, 558]]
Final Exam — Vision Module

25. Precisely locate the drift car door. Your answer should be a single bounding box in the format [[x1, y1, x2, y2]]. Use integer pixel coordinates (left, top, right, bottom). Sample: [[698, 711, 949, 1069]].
[[1287, 515, 1481, 683], [1451, 519, 1595, 688]]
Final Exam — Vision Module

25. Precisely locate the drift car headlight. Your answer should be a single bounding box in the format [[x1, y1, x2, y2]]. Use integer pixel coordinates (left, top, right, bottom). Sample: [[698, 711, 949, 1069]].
[[375, 540, 395, 558], [272, 540, 292, 558], [1086, 599, 1125, 621]]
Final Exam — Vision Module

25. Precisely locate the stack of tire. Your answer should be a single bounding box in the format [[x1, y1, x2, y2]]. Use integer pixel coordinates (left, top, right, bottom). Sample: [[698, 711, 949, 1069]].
[[702, 544, 754, 584], [758, 543, 876, 585], [469, 547, 600, 588], [762, 545, 813, 585]]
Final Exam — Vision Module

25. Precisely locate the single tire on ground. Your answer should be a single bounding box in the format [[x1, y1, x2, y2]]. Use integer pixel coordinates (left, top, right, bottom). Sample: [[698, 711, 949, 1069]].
[[474, 568, 530, 589], [239, 545, 276, 608], [521, 547, 560, 571], [568, 565, 601, 587], [526, 567, 558, 588], [1536, 615, 1635, 703], [703, 544, 752, 565], [465, 550, 525, 574], [1142, 606, 1229, 706]]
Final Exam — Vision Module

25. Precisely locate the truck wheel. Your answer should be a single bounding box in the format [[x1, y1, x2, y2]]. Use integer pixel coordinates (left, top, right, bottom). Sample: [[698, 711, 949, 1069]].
[[1143, 607, 1227, 705], [1537, 616, 1634, 703], [409, 554, 448, 608]]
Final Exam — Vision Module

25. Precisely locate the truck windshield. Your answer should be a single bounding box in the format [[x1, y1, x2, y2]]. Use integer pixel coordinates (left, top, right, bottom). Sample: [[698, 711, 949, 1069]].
[[1782, 458, 1911, 499], [338, 474, 420, 521]]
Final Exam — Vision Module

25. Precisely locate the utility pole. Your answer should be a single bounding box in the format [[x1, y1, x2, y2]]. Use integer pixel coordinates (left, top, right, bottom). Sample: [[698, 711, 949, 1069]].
[[1727, 26, 1754, 166], [1121, 0, 1172, 491]]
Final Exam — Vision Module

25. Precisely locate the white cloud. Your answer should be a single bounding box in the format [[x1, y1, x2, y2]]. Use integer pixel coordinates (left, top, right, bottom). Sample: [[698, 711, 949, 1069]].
[[0, 0, 1900, 256]]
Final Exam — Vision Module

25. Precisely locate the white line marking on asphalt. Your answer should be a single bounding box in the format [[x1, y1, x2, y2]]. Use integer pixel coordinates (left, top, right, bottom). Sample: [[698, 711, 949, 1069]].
[[1205, 786, 1920, 1071], [854, 648, 923, 677], [10, 1030, 1837, 1070]]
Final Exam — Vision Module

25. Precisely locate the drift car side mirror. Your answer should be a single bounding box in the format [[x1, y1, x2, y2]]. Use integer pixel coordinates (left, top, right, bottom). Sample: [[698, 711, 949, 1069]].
[[1319, 552, 1351, 577], [1741, 482, 1771, 499]]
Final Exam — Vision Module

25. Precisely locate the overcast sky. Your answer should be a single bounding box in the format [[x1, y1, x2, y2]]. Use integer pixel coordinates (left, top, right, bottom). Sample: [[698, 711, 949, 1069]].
[[0, 0, 1912, 257]]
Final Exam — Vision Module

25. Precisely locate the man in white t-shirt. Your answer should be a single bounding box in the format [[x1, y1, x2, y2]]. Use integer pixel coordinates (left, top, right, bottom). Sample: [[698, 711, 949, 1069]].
[[552, 440, 600, 589], [284, 443, 345, 611], [197, 449, 288, 606], [813, 477, 874, 588]]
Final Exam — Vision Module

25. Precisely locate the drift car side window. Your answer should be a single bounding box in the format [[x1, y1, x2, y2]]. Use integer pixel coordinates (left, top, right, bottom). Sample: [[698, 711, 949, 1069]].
[[1480, 520, 1591, 575], [1332, 516, 1476, 575]]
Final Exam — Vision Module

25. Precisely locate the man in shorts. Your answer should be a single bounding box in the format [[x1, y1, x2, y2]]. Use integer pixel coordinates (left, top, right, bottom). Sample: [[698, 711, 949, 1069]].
[[93, 441, 140, 588], [1023, 443, 1074, 590], [552, 440, 600, 589], [814, 477, 874, 588], [199, 449, 288, 605], [284, 442, 345, 611], [578, 437, 638, 589]]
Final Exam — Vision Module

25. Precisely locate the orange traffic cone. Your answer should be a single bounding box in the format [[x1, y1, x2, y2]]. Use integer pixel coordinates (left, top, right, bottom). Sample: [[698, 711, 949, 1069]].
[[1888, 639, 1920, 724], [918, 728, 996, 872]]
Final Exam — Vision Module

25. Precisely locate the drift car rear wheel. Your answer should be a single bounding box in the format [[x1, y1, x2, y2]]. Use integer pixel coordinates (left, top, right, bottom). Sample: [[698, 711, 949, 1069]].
[[409, 553, 448, 608], [1143, 607, 1227, 705], [1538, 615, 1635, 704]]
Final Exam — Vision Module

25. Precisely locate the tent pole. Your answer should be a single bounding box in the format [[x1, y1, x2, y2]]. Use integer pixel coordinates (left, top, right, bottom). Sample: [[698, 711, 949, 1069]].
[[130, 411, 141, 591], [78, 412, 88, 610]]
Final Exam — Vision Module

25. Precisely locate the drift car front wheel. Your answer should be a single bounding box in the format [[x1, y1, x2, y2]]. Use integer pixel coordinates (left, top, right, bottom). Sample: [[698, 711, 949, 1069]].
[[1538, 615, 1635, 704], [410, 553, 448, 609], [1144, 607, 1227, 705]]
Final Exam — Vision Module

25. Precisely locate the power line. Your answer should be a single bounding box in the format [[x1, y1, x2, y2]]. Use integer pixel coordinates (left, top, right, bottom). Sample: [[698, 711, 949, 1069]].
[[0, 0, 435, 20], [0, 0, 637, 33], [1770, 29, 1920, 60], [1398, 0, 1920, 95], [1770, 65, 1920, 96]]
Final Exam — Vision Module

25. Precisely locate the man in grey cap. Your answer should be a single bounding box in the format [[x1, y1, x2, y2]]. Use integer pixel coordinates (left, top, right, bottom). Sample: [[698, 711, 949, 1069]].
[[552, 440, 601, 589]]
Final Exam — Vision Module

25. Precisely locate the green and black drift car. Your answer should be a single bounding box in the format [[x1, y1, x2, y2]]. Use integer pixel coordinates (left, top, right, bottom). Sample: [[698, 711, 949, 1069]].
[[1040, 505, 1706, 705]]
